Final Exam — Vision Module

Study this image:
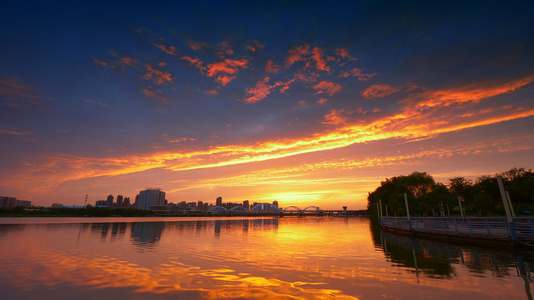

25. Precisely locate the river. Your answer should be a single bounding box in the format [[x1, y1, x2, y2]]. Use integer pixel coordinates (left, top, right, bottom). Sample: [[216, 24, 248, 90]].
[[0, 216, 532, 299]]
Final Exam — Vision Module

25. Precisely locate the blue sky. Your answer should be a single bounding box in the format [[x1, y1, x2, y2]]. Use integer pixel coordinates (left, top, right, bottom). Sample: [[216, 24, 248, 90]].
[[1, 1, 534, 208]]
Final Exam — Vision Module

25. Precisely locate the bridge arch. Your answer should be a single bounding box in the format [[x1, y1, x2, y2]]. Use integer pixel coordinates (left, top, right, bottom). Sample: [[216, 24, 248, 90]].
[[230, 206, 248, 212], [208, 206, 227, 212], [303, 206, 322, 211], [283, 206, 301, 211], [250, 203, 280, 211]]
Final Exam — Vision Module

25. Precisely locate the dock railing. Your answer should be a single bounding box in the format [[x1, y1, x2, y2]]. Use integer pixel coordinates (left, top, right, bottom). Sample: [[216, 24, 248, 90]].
[[380, 216, 534, 243]]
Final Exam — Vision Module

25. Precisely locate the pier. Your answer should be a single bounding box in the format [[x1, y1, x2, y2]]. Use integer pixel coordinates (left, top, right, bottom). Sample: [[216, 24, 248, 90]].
[[380, 216, 534, 246]]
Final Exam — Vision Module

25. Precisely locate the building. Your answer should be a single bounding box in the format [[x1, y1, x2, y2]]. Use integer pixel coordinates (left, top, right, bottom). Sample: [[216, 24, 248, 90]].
[[0, 196, 17, 208], [106, 195, 114, 207], [117, 195, 124, 207], [135, 188, 166, 210], [216, 196, 222, 206], [243, 200, 250, 210]]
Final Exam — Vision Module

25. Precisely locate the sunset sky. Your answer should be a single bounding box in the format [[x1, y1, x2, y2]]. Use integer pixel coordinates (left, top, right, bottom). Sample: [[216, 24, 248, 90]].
[[1, 1, 534, 209]]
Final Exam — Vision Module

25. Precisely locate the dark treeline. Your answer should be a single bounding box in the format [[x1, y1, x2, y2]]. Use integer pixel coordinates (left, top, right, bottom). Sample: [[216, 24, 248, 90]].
[[0, 206, 155, 217], [367, 167, 534, 217]]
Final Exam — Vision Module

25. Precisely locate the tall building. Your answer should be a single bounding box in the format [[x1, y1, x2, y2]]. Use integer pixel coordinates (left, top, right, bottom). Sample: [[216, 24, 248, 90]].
[[106, 195, 114, 207], [0, 196, 17, 208], [272, 201, 279, 208], [136, 189, 166, 210], [117, 195, 124, 207], [216, 196, 222, 206], [243, 200, 249, 210]]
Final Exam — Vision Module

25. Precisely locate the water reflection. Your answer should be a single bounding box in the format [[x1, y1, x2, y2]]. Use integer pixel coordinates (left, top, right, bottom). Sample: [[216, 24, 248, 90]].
[[371, 219, 534, 298], [0, 217, 532, 299]]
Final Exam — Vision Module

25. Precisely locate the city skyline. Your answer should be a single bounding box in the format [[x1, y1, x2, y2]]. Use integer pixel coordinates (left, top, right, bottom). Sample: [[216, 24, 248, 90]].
[[1, 1, 534, 209]]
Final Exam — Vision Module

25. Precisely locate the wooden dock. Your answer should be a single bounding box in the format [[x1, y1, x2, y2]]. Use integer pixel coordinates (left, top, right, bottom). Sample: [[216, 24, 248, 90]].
[[380, 216, 534, 246]]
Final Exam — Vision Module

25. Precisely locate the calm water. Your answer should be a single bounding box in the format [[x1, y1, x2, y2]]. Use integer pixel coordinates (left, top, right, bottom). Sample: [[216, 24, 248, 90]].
[[0, 216, 532, 299]]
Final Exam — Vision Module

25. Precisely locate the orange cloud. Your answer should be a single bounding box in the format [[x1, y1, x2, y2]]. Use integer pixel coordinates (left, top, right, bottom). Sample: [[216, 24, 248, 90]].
[[206, 59, 248, 77], [285, 45, 310, 68], [266, 60, 281, 74], [362, 84, 402, 98], [405, 75, 534, 109], [215, 75, 236, 86], [120, 57, 135, 66], [312, 80, 342, 96], [141, 88, 169, 103], [317, 98, 329, 105], [322, 108, 351, 125], [181, 56, 205, 71], [339, 68, 375, 81], [218, 41, 234, 55], [243, 77, 295, 103], [203, 89, 218, 95], [335, 48, 357, 61], [0, 77, 42, 109], [153, 43, 176, 55], [93, 58, 108, 66], [187, 41, 208, 50], [0, 128, 29, 135], [144, 65, 173, 85], [312, 47, 330, 72]]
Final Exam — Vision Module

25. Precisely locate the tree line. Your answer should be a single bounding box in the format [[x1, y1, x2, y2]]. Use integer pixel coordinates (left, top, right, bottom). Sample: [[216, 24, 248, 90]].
[[367, 168, 534, 217]]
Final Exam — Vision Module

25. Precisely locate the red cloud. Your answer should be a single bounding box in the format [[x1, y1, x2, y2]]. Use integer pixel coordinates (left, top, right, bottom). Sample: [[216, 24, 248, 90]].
[[312, 47, 330, 72], [203, 89, 218, 95], [188, 41, 208, 50], [215, 75, 236, 86], [153, 43, 176, 55], [266, 59, 281, 74], [245, 45, 256, 52], [285, 44, 310, 67], [218, 41, 234, 55], [339, 68, 376, 81], [141, 88, 169, 103], [182, 56, 205, 71], [362, 84, 401, 98], [243, 77, 294, 103], [312, 80, 342, 96], [144, 65, 173, 85], [253, 40, 264, 50], [323, 108, 352, 125], [206, 58, 248, 77], [317, 98, 329, 105], [93, 58, 108, 66], [336, 48, 357, 61], [120, 57, 135, 66]]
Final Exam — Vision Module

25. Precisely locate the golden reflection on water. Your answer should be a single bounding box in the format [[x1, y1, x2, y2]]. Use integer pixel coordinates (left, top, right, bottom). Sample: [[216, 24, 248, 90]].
[[0, 217, 531, 299]]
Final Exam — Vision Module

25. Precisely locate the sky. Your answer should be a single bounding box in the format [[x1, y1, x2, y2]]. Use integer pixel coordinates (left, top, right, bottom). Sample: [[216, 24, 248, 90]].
[[1, 1, 534, 209]]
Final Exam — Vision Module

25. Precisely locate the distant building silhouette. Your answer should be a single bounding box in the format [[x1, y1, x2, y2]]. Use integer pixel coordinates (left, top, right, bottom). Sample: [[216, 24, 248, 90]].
[[243, 200, 250, 210], [135, 188, 166, 210], [0, 196, 17, 208], [216, 196, 222, 206]]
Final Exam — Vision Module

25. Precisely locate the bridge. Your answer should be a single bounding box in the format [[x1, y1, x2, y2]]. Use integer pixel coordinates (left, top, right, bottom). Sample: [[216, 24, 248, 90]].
[[154, 203, 366, 217]]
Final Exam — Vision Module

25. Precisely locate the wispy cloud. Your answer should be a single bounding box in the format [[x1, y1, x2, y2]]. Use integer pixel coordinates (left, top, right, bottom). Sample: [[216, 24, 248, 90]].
[[266, 59, 281, 74], [335, 48, 357, 61], [362, 84, 402, 98], [312, 80, 342, 96], [0, 128, 29, 135], [285, 45, 310, 68], [243, 77, 294, 103], [153, 43, 177, 55], [339, 68, 375, 81], [187, 41, 208, 50], [312, 47, 330, 72], [0, 77, 42, 109], [144, 65, 174, 85]]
